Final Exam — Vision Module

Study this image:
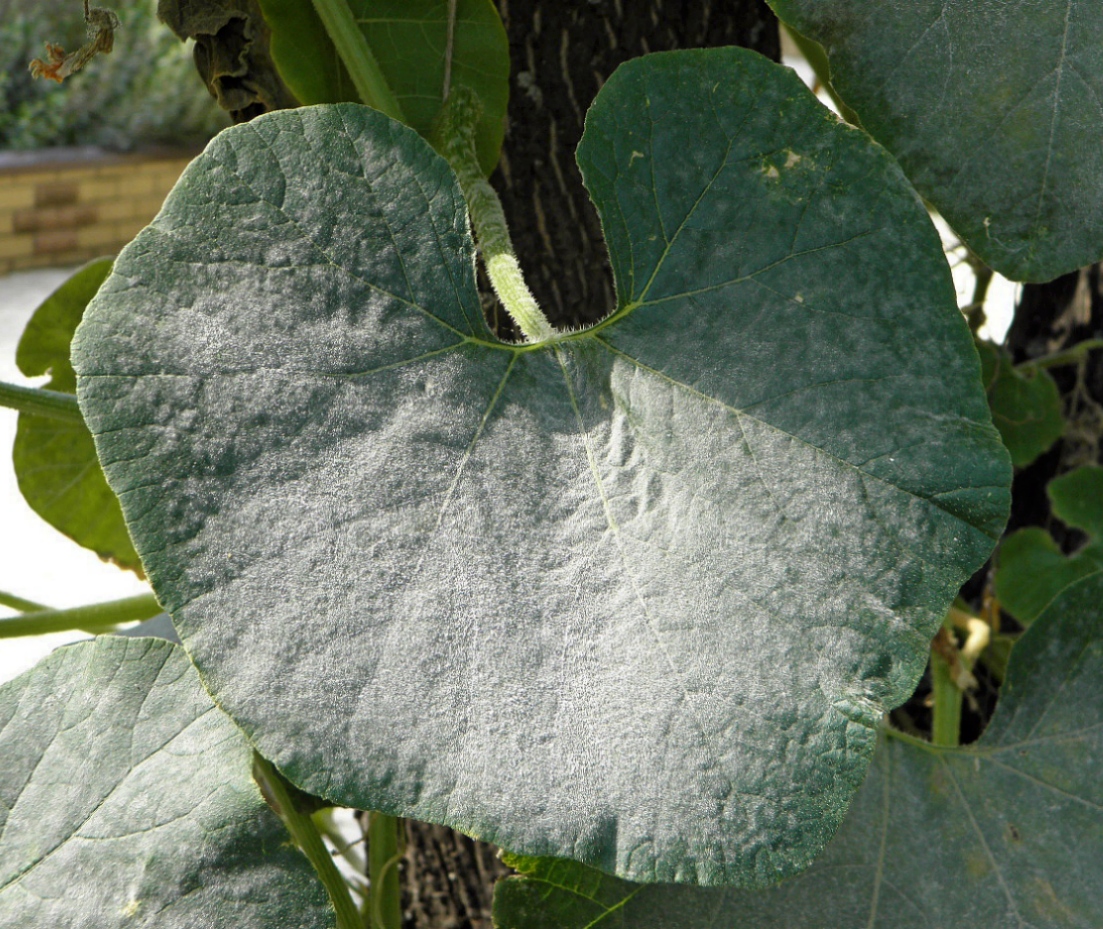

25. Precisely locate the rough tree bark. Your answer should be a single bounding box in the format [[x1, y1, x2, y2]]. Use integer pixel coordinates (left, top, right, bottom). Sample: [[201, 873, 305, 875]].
[[396, 3, 780, 926]]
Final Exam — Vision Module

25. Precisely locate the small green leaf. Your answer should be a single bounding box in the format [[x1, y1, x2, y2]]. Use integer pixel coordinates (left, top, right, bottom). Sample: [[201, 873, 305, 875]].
[[768, 1, 1103, 282], [977, 339, 1064, 468], [996, 466, 1103, 624], [1049, 464, 1103, 537], [73, 50, 1009, 887], [13, 258, 141, 574], [257, 0, 509, 174], [0, 636, 333, 929], [494, 570, 1103, 929]]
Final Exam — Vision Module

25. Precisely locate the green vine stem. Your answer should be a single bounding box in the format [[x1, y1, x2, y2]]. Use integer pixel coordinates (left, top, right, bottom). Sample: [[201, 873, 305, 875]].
[[435, 87, 556, 344], [1017, 338, 1103, 372], [0, 590, 50, 612], [0, 593, 160, 639], [367, 812, 403, 929], [312, 0, 406, 123], [929, 644, 962, 747], [0, 379, 83, 422], [929, 616, 981, 748], [253, 755, 362, 929]]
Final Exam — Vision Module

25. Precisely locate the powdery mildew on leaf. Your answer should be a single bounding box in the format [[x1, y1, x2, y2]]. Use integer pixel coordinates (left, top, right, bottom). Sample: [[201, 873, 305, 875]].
[[495, 570, 1103, 928], [769, 0, 1103, 282], [73, 49, 1009, 887], [0, 636, 333, 929]]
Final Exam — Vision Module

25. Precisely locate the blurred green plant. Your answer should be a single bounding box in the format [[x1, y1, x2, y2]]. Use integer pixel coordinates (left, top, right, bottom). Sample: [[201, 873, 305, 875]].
[[0, 0, 227, 150]]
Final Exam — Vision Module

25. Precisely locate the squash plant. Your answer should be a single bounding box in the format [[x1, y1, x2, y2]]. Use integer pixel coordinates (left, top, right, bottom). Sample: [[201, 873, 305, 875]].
[[0, 2, 1100, 927]]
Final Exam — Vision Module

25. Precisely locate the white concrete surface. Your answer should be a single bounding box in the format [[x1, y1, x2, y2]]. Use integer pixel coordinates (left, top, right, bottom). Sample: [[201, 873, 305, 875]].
[[1, 267, 150, 685]]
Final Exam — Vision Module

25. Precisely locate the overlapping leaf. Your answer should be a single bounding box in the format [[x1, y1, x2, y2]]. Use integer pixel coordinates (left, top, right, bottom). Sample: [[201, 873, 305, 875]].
[[494, 570, 1103, 928], [13, 258, 141, 573], [977, 338, 1064, 468], [997, 465, 1103, 623], [0, 636, 333, 928], [768, 1, 1103, 282], [73, 49, 1009, 887], [257, 0, 509, 173]]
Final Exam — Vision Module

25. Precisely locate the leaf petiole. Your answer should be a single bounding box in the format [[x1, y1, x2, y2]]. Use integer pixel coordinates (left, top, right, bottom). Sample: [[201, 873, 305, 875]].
[[0, 593, 160, 639], [1017, 338, 1103, 372], [253, 754, 362, 929], [435, 87, 556, 343], [0, 379, 83, 422], [311, 0, 406, 122], [366, 812, 403, 929], [0, 590, 51, 612]]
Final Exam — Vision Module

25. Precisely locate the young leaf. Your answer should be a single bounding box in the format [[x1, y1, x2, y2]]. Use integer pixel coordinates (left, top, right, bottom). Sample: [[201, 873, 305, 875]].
[[13, 258, 142, 574], [976, 338, 1064, 468], [257, 0, 510, 175], [72, 49, 1010, 887], [494, 569, 1103, 929], [0, 636, 333, 929], [768, 2, 1103, 283], [996, 465, 1103, 623]]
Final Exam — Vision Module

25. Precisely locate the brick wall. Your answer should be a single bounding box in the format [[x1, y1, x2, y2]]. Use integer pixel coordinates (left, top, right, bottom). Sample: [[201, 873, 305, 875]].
[[0, 147, 198, 276]]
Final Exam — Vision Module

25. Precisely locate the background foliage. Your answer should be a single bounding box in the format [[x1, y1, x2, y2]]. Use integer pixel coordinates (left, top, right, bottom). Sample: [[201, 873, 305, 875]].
[[0, 0, 227, 150]]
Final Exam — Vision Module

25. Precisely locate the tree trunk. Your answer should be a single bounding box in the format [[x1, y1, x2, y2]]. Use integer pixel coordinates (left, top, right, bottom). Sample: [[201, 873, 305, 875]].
[[486, 0, 781, 334], [397, 4, 780, 926]]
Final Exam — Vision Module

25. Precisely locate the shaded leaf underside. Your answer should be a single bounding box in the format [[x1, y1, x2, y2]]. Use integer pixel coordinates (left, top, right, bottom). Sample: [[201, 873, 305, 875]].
[[13, 258, 141, 572], [74, 50, 1008, 886]]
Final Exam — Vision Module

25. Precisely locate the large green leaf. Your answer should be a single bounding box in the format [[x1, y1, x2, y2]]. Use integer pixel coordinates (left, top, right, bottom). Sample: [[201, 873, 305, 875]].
[[13, 258, 142, 574], [494, 569, 1103, 928], [977, 338, 1064, 468], [257, 0, 509, 174], [768, 2, 1103, 282], [73, 49, 1009, 887], [0, 636, 333, 928], [996, 465, 1103, 623]]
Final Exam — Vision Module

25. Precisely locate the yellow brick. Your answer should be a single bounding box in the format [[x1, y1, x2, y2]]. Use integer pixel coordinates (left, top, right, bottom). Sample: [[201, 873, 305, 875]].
[[77, 224, 123, 249], [119, 173, 159, 197], [96, 198, 139, 222], [0, 235, 34, 259], [16, 171, 64, 188], [153, 166, 186, 188], [79, 178, 125, 202], [137, 193, 169, 217], [114, 219, 149, 242], [0, 185, 35, 210]]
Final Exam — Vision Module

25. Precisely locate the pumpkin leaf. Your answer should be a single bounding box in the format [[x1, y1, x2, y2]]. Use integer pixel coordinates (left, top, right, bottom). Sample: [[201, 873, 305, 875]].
[[768, 1, 1103, 282], [13, 258, 142, 574], [996, 465, 1103, 623], [0, 636, 333, 928], [976, 338, 1064, 468], [494, 569, 1103, 928], [73, 49, 1009, 887]]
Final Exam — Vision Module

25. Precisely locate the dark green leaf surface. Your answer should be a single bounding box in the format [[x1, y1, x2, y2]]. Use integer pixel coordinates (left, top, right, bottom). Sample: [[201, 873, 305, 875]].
[[996, 465, 1103, 623], [768, 1, 1103, 282], [73, 50, 1009, 887], [1049, 464, 1103, 537], [257, 0, 509, 174], [0, 636, 333, 929], [977, 339, 1064, 468], [495, 570, 1103, 928], [13, 258, 141, 573]]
